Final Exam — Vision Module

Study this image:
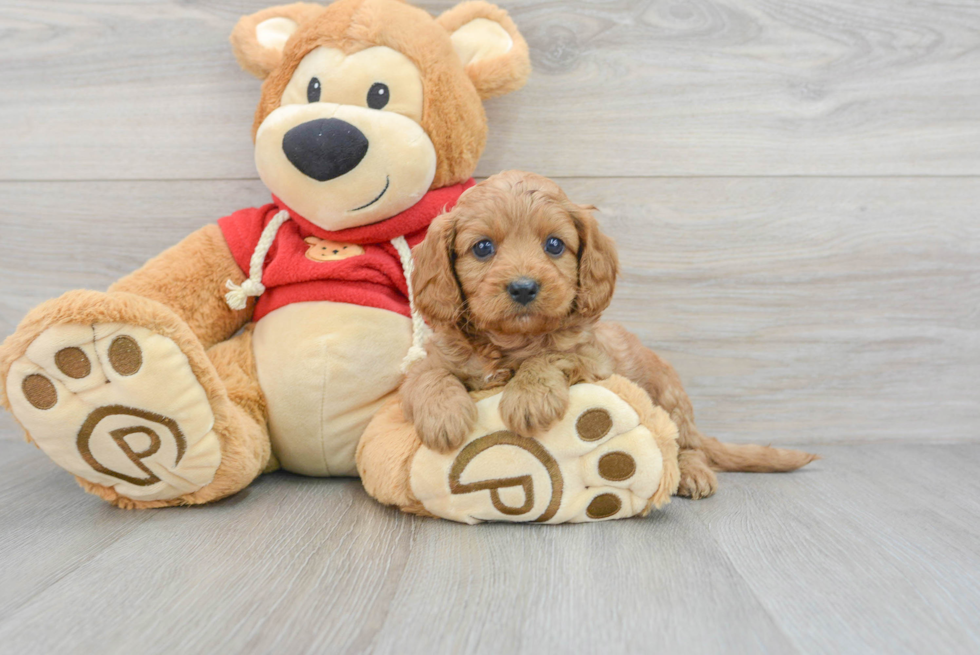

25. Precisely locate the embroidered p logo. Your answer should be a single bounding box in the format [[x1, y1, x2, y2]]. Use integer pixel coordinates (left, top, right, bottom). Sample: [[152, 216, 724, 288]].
[[448, 431, 564, 523], [76, 405, 187, 487]]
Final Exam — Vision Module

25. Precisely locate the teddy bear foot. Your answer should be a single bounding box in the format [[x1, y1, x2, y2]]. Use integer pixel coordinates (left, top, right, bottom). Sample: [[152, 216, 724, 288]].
[[5, 322, 221, 503], [409, 379, 680, 524]]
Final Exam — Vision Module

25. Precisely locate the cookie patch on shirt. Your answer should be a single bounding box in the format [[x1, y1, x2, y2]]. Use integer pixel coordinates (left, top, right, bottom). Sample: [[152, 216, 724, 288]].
[[304, 236, 365, 262]]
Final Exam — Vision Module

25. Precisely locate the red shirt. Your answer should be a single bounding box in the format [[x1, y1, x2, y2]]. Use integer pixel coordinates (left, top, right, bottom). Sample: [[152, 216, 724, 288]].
[[219, 180, 474, 321]]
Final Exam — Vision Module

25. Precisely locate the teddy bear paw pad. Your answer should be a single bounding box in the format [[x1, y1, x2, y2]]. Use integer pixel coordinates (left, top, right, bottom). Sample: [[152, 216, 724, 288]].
[[410, 383, 670, 524], [5, 324, 221, 501]]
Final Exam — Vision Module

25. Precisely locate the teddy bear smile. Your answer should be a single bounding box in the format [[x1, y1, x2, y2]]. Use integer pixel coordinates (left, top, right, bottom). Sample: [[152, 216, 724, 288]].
[[349, 175, 390, 212]]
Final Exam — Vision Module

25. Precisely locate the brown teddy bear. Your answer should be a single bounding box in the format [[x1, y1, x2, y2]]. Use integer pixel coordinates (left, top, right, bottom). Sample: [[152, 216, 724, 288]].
[[0, 0, 810, 521], [0, 0, 533, 508]]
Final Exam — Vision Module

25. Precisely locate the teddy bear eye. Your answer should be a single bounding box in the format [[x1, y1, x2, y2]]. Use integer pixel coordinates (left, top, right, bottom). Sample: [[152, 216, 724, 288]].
[[544, 236, 565, 256], [367, 82, 390, 110], [472, 239, 495, 260], [307, 78, 321, 103]]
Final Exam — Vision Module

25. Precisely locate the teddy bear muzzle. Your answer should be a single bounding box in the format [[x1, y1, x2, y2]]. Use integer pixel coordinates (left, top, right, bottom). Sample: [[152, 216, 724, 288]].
[[254, 101, 437, 231]]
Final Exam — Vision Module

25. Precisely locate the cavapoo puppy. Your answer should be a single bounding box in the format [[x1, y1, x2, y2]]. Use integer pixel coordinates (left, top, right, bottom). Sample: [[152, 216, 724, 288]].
[[402, 170, 816, 498]]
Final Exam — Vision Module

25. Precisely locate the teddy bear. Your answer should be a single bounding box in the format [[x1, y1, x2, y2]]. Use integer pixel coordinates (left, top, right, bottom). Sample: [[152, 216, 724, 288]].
[[0, 0, 536, 508], [0, 0, 812, 521]]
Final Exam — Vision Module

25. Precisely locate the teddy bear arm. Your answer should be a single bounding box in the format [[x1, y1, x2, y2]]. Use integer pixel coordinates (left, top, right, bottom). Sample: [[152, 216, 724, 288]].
[[109, 224, 253, 349]]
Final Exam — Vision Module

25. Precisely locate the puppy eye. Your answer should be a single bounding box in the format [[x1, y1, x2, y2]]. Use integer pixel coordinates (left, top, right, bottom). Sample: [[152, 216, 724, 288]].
[[472, 239, 495, 260], [307, 78, 321, 103], [544, 236, 566, 256], [367, 82, 390, 110]]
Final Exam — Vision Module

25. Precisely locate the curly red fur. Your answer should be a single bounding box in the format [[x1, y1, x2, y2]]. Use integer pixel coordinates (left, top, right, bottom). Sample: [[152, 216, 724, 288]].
[[404, 171, 818, 498]]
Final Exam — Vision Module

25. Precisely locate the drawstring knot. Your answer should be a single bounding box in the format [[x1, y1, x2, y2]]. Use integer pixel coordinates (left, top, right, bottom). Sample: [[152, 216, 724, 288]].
[[224, 278, 266, 311], [224, 209, 291, 311]]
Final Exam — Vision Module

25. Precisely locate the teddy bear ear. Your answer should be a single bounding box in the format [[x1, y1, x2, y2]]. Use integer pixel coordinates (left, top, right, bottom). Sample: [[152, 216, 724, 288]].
[[230, 3, 324, 79], [437, 2, 531, 99]]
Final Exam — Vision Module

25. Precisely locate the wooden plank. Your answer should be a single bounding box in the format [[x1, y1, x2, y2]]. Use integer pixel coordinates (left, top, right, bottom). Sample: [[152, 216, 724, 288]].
[[0, 443, 794, 654], [583, 176, 980, 444], [0, 179, 271, 339], [1, 0, 979, 180], [692, 444, 980, 653], [1, 443, 978, 653], [2, 177, 977, 444], [0, 463, 417, 652], [0, 442, 154, 619], [0, 415, 19, 442], [366, 506, 794, 654]]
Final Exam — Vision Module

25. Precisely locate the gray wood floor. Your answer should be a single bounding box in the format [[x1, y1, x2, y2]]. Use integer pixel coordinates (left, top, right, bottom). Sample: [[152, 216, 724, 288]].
[[1, 441, 978, 654], [1, 1, 979, 653]]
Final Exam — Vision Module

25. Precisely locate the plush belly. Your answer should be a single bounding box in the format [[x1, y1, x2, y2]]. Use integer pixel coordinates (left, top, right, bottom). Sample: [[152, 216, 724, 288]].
[[252, 301, 411, 476]]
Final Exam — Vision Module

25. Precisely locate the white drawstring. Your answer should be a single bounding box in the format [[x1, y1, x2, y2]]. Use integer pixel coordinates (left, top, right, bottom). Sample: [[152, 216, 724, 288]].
[[223, 210, 430, 371], [224, 210, 291, 310], [391, 235, 431, 372]]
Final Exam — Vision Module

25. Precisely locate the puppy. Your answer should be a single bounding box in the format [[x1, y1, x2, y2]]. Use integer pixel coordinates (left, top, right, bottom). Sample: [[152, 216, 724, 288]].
[[403, 170, 816, 498]]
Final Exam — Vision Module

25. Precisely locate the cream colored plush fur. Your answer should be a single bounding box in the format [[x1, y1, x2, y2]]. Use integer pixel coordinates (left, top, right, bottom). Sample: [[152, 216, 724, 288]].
[[358, 375, 680, 523]]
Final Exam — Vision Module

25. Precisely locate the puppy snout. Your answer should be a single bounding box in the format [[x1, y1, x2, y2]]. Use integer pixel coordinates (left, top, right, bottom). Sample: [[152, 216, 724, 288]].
[[282, 118, 369, 182], [507, 278, 540, 306]]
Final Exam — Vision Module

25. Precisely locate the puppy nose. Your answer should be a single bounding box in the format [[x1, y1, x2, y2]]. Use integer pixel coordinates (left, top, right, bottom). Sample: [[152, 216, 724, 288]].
[[282, 118, 369, 182], [507, 278, 539, 306]]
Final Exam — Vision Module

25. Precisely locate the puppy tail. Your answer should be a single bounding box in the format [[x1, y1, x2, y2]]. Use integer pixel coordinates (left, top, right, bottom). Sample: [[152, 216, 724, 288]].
[[701, 436, 819, 473]]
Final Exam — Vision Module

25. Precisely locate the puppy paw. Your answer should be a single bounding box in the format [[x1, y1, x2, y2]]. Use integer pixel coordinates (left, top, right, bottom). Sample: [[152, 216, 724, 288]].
[[499, 382, 570, 437], [676, 450, 717, 499], [413, 392, 477, 453]]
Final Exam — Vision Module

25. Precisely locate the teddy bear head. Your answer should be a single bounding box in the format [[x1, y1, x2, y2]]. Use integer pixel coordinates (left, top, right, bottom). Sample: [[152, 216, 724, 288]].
[[231, 0, 530, 231]]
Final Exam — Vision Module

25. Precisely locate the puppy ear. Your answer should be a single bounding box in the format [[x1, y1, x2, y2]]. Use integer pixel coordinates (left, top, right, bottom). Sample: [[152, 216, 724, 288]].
[[412, 212, 463, 328], [573, 204, 619, 319], [230, 3, 323, 79], [437, 2, 531, 99]]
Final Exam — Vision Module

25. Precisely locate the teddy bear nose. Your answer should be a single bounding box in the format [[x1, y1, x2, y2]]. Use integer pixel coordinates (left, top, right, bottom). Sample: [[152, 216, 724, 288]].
[[507, 278, 539, 306], [282, 118, 369, 182]]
